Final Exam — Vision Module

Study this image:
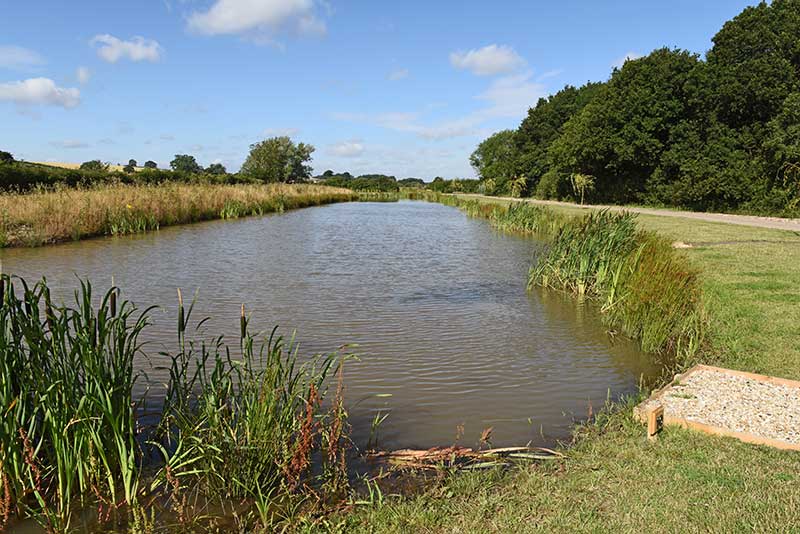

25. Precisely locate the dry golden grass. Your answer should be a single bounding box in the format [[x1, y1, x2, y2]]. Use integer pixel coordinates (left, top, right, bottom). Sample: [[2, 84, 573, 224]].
[[29, 161, 139, 172], [0, 182, 355, 247]]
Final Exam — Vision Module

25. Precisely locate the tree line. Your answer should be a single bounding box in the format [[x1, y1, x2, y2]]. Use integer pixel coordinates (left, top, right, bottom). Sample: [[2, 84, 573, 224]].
[[0, 136, 318, 191], [471, 0, 800, 215]]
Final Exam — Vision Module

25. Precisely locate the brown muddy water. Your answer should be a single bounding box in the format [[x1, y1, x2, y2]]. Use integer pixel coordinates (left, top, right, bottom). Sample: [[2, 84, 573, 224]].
[[0, 200, 661, 451]]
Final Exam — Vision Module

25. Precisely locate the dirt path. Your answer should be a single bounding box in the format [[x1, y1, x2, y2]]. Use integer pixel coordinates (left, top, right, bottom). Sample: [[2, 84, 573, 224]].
[[456, 194, 800, 232]]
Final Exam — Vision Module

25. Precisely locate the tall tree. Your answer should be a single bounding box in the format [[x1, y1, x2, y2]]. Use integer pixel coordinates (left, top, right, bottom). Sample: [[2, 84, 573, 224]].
[[240, 136, 314, 183], [469, 130, 519, 195], [206, 162, 227, 175], [170, 154, 202, 173], [549, 48, 702, 202], [515, 82, 604, 190]]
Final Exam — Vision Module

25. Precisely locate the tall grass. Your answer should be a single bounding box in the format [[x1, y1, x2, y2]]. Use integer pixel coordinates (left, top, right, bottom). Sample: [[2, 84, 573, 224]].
[[0, 182, 356, 247], [0, 276, 353, 531]]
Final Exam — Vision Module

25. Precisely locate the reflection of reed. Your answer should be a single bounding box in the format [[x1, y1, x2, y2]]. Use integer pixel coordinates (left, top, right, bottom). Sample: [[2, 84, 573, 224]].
[[531, 284, 667, 389]]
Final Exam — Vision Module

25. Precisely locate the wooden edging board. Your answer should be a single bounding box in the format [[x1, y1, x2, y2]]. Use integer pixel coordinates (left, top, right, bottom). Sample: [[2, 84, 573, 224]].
[[633, 364, 800, 451]]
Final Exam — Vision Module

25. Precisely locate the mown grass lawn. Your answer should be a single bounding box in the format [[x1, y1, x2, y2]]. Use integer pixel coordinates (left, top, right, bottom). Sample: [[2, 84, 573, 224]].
[[335, 201, 800, 533]]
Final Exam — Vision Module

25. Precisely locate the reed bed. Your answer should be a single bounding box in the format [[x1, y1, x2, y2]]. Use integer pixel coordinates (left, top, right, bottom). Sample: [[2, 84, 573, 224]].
[[0, 275, 351, 532], [530, 211, 705, 358], [0, 183, 356, 247]]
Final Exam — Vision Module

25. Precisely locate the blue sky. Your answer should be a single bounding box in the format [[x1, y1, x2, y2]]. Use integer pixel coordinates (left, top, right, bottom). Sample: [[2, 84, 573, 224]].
[[1, 0, 757, 179]]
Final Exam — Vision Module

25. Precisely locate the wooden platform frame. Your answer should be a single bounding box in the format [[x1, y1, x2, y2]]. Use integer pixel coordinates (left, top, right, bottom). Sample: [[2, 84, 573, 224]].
[[634, 364, 800, 451]]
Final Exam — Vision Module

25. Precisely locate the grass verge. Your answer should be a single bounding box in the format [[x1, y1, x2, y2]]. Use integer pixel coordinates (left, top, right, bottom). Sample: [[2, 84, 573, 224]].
[[336, 193, 800, 533], [0, 183, 356, 247]]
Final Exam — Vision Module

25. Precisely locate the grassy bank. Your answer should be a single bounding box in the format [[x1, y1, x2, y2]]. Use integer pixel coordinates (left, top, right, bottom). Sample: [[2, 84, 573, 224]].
[[0, 276, 352, 532], [339, 193, 800, 532], [0, 182, 356, 247]]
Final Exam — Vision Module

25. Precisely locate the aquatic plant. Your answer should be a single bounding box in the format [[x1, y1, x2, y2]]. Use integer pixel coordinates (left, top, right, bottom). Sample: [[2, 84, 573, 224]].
[[0, 276, 354, 531], [152, 296, 351, 525], [0, 276, 148, 531], [530, 210, 705, 358]]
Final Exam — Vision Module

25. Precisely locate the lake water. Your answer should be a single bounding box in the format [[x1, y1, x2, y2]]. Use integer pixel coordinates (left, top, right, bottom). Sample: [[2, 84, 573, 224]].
[[0, 200, 660, 449]]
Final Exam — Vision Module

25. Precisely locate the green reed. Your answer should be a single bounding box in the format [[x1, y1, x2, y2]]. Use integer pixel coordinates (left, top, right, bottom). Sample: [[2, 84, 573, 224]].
[[530, 211, 705, 358], [0, 276, 353, 531], [0, 276, 148, 531], [151, 295, 352, 526]]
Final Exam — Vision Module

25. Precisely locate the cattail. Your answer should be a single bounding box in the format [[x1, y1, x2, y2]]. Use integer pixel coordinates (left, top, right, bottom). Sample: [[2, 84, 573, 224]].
[[240, 303, 246, 340], [110, 276, 117, 317], [176, 288, 184, 334]]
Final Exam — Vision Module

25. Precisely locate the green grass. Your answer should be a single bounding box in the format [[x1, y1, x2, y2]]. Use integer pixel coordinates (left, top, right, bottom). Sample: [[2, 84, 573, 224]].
[[336, 194, 800, 533]]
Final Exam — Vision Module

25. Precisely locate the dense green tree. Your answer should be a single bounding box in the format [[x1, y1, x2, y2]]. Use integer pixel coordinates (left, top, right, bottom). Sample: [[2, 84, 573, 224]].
[[0, 151, 13, 164], [398, 177, 425, 187], [240, 137, 314, 183], [79, 160, 108, 172], [707, 0, 800, 129], [123, 159, 137, 173], [549, 48, 702, 202], [469, 130, 519, 194], [144, 160, 158, 169], [515, 82, 604, 191], [206, 162, 227, 175], [170, 154, 202, 173]]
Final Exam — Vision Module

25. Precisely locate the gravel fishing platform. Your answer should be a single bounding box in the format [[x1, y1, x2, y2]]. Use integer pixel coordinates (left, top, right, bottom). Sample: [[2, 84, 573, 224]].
[[635, 365, 800, 450]]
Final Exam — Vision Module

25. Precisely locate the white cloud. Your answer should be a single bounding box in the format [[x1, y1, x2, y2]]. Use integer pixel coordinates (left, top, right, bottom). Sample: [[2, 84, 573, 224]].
[[262, 127, 300, 137], [91, 35, 163, 63], [0, 45, 45, 70], [475, 72, 545, 119], [187, 0, 326, 38], [76, 66, 90, 84], [50, 140, 89, 149], [388, 68, 409, 81], [450, 44, 525, 76], [329, 140, 365, 158], [160, 133, 175, 141], [331, 72, 545, 141], [0, 78, 80, 108], [612, 51, 642, 69]]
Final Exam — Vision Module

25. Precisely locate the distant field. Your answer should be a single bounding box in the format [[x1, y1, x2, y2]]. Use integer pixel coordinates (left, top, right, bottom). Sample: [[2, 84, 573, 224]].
[[28, 161, 145, 172]]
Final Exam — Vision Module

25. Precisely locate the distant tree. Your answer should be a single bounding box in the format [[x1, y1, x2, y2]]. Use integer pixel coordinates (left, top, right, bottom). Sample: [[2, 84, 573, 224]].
[[0, 151, 14, 164], [123, 159, 137, 173], [322, 169, 335, 177], [170, 154, 203, 173], [510, 175, 528, 198], [144, 160, 158, 169], [398, 177, 425, 188], [79, 160, 108, 172], [206, 162, 227, 175], [240, 136, 314, 183]]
